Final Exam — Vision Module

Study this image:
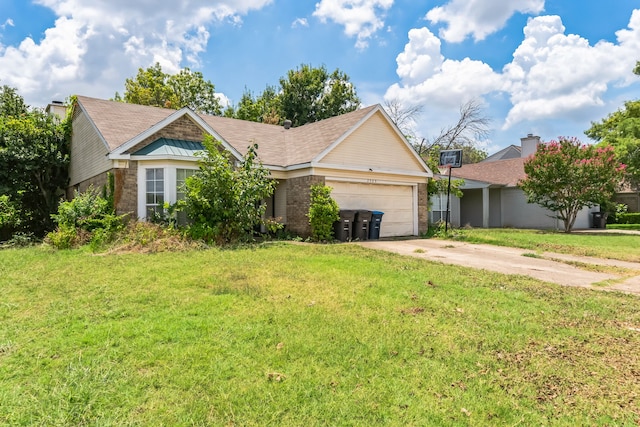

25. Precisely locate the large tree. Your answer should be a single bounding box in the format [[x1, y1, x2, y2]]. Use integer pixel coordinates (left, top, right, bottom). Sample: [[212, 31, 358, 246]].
[[585, 100, 640, 187], [518, 137, 625, 232], [116, 63, 222, 115], [279, 64, 360, 127], [227, 86, 281, 124], [585, 61, 640, 187], [0, 87, 70, 238]]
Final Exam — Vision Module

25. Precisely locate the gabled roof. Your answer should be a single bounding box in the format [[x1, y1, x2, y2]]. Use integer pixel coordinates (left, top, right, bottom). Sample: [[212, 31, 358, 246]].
[[482, 144, 521, 162], [450, 157, 527, 187], [75, 96, 393, 169]]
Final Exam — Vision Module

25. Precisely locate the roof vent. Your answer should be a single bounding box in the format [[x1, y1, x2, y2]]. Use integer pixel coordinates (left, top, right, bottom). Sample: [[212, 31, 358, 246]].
[[52, 100, 64, 105], [283, 119, 292, 130]]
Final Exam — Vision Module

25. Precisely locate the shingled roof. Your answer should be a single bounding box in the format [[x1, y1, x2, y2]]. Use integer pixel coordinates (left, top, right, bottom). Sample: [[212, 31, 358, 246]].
[[75, 96, 378, 168], [450, 157, 528, 187]]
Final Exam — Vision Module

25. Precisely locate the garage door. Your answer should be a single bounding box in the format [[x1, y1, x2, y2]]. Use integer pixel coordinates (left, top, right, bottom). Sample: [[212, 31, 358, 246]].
[[326, 180, 415, 237]]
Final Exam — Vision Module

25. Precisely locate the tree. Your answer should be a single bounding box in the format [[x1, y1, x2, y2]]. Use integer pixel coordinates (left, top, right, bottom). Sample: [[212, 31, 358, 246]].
[[184, 135, 276, 244], [585, 100, 640, 187], [0, 85, 29, 117], [117, 63, 222, 115], [0, 88, 70, 238], [229, 86, 281, 124], [518, 137, 626, 233], [413, 99, 491, 164], [279, 64, 360, 127], [383, 98, 423, 144]]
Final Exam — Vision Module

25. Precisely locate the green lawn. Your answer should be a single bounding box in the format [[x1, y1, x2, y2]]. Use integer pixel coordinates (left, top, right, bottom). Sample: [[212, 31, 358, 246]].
[[1, 243, 639, 426], [444, 228, 640, 262]]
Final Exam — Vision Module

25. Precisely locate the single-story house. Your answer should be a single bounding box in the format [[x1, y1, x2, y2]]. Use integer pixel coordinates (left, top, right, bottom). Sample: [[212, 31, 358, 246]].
[[433, 134, 596, 230], [67, 96, 432, 237]]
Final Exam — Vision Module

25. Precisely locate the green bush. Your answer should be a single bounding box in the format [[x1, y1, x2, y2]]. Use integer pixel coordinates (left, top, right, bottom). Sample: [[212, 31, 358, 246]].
[[615, 212, 640, 224], [184, 136, 276, 244], [47, 186, 124, 249], [0, 195, 21, 241], [308, 184, 339, 242]]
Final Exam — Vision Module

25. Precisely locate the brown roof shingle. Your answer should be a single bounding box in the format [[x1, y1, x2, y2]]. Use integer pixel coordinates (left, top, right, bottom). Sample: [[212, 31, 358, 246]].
[[76, 96, 378, 168], [450, 157, 527, 187]]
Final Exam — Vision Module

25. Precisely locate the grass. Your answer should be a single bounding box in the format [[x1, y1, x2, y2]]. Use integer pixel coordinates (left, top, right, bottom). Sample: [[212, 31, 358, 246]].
[[1, 243, 639, 425], [445, 228, 640, 262]]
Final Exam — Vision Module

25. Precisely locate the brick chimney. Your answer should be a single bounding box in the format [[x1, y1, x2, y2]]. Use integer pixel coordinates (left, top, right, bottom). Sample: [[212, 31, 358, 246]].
[[520, 134, 541, 157]]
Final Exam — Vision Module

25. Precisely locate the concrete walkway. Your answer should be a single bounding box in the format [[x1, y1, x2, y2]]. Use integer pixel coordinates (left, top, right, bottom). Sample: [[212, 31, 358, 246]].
[[358, 238, 640, 295]]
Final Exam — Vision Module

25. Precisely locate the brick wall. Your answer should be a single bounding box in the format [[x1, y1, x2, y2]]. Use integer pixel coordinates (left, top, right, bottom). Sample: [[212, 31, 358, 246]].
[[286, 175, 325, 236], [66, 162, 139, 218], [418, 182, 428, 234], [126, 116, 206, 154], [114, 161, 138, 216]]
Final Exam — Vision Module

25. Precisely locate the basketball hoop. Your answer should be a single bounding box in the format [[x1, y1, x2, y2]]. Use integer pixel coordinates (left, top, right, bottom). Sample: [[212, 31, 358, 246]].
[[438, 164, 450, 175]]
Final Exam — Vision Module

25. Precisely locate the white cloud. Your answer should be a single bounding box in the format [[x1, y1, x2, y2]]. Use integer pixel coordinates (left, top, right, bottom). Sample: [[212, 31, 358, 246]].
[[0, 0, 272, 106], [502, 13, 640, 128], [426, 0, 545, 43], [313, 0, 393, 49], [1, 18, 15, 30], [292, 18, 309, 28], [385, 27, 503, 108], [385, 10, 640, 143]]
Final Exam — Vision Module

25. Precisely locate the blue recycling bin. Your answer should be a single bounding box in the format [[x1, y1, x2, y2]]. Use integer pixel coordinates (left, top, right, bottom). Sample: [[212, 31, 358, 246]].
[[368, 211, 384, 239]]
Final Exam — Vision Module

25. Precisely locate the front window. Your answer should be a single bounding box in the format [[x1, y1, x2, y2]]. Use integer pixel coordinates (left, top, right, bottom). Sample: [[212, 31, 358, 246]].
[[176, 168, 196, 225], [146, 168, 164, 218]]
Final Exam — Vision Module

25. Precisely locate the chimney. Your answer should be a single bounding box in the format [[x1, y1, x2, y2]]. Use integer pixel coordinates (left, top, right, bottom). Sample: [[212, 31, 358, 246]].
[[283, 119, 292, 130], [45, 100, 67, 122], [520, 133, 540, 157]]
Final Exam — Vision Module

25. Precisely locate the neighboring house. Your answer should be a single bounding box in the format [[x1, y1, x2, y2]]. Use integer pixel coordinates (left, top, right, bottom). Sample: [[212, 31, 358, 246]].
[[68, 96, 432, 237], [434, 134, 596, 230]]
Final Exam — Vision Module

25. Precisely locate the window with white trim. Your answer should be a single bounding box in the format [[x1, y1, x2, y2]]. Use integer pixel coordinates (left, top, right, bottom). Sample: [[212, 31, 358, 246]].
[[145, 168, 164, 218], [176, 168, 197, 225], [430, 192, 448, 223]]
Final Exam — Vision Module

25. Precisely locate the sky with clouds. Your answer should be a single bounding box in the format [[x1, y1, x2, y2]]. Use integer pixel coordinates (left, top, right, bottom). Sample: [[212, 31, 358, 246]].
[[1, 0, 639, 154]]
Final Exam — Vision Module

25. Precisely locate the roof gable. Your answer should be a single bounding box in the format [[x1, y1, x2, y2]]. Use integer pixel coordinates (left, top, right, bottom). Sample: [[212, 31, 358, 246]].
[[318, 108, 429, 173]]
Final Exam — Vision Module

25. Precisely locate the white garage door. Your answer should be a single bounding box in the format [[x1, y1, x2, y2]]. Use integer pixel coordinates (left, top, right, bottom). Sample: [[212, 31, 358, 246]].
[[326, 180, 415, 237]]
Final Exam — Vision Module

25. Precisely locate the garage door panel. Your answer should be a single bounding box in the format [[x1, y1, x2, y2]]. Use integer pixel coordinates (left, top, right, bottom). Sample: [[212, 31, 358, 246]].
[[326, 181, 415, 237]]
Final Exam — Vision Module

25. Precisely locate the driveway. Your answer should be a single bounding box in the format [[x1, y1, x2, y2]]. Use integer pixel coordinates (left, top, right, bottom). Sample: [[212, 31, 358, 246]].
[[358, 238, 640, 295]]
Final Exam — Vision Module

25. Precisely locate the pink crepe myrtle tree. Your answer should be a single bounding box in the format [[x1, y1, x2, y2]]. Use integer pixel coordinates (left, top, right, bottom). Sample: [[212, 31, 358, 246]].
[[518, 137, 626, 232]]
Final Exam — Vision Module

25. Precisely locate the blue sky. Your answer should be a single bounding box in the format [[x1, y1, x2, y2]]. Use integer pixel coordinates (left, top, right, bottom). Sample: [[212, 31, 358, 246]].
[[1, 0, 639, 154]]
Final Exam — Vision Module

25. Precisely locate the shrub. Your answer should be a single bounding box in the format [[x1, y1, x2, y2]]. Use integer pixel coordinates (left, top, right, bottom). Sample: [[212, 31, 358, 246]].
[[184, 136, 276, 244], [0, 195, 21, 241], [615, 213, 640, 224], [47, 187, 124, 249], [308, 184, 339, 242]]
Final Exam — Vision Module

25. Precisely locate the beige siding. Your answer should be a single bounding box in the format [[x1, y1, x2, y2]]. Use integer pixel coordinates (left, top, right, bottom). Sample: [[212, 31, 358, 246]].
[[320, 112, 424, 172], [70, 110, 111, 185], [326, 180, 416, 237]]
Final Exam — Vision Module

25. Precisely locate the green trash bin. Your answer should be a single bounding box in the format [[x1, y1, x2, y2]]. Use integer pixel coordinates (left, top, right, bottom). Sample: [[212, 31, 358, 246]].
[[353, 210, 372, 241], [368, 211, 384, 239], [333, 210, 356, 241]]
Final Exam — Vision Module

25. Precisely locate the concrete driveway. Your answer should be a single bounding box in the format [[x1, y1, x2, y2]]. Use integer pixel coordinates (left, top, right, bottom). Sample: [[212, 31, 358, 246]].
[[358, 238, 640, 295]]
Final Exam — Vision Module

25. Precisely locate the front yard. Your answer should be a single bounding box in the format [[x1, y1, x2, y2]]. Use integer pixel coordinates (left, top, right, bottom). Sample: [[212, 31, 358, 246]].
[[1, 242, 639, 425]]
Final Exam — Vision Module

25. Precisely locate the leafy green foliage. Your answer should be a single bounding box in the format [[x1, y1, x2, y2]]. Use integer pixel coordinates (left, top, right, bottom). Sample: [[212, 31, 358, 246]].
[[47, 186, 124, 249], [226, 86, 281, 124], [116, 63, 222, 115], [0, 86, 70, 237], [585, 99, 640, 187], [518, 137, 626, 232], [0, 195, 20, 241], [613, 212, 640, 224], [279, 64, 360, 127], [184, 136, 276, 244], [308, 184, 340, 242]]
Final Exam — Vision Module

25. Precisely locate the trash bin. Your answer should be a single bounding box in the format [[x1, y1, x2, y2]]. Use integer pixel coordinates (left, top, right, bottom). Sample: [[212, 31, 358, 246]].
[[333, 210, 356, 241], [368, 211, 384, 239], [353, 210, 372, 241], [592, 212, 606, 229]]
